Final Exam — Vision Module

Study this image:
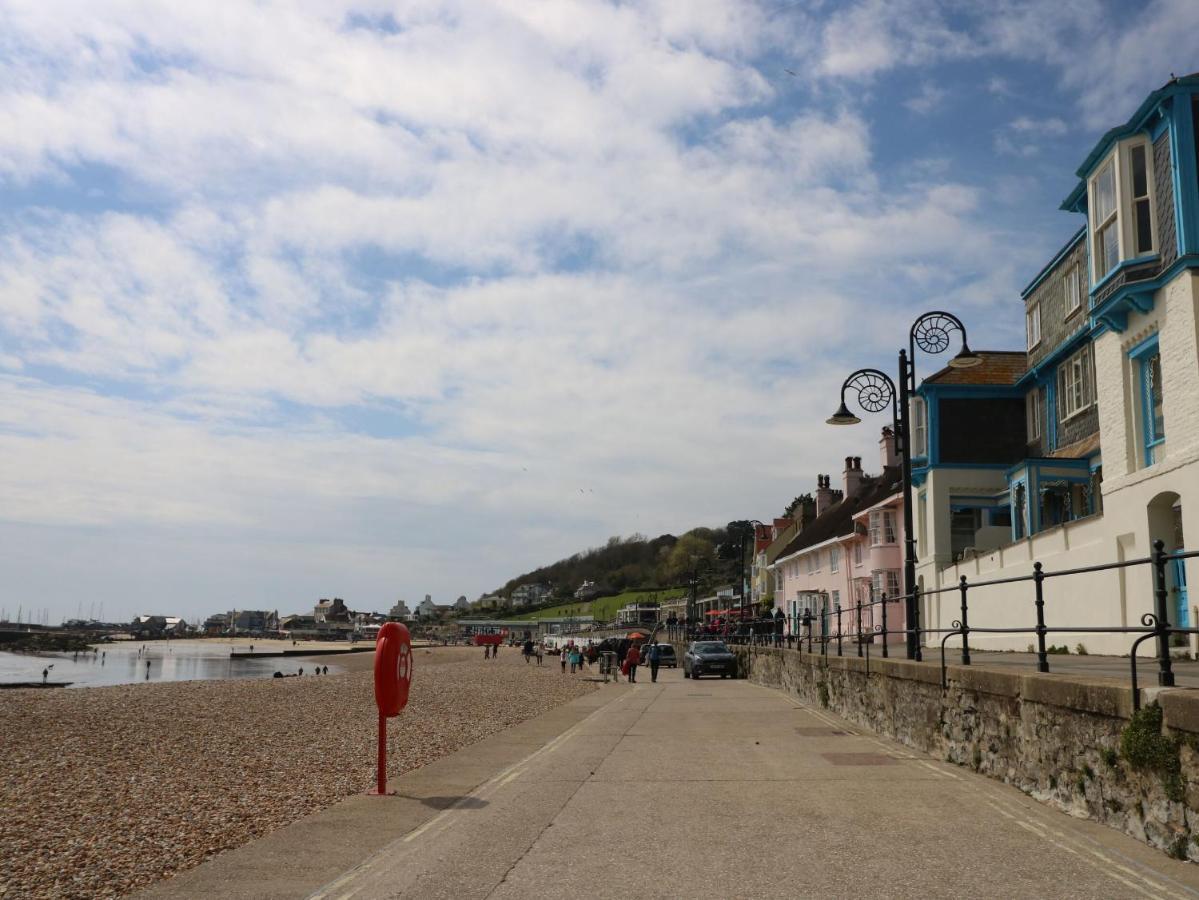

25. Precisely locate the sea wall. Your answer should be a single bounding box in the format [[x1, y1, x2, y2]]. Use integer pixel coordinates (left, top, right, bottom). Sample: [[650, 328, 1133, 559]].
[[740, 646, 1199, 861]]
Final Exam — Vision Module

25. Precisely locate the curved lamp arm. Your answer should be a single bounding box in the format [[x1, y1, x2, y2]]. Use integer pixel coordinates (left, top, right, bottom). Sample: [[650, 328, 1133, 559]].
[[909, 311, 981, 372], [827, 368, 897, 425]]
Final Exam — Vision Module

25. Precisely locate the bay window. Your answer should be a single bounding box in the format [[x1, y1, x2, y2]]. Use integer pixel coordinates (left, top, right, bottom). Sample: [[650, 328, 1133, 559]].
[[1087, 139, 1157, 283]]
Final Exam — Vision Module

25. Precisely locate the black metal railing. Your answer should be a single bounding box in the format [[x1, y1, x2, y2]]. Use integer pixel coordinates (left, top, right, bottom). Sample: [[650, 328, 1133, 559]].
[[736, 540, 1198, 711]]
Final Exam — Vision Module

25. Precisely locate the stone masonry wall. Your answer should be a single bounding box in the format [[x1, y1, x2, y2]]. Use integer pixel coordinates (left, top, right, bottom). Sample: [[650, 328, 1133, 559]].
[[738, 645, 1199, 861]]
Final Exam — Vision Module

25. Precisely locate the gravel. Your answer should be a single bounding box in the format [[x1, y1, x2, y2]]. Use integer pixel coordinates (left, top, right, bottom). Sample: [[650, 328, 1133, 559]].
[[0, 646, 596, 899]]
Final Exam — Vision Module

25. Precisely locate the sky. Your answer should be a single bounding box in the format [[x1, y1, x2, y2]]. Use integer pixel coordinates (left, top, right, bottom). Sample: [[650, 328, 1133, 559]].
[[2, 0, 1199, 624]]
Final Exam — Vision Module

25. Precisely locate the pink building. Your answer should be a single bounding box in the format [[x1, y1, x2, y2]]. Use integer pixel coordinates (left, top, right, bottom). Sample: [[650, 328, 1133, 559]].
[[770, 430, 907, 647]]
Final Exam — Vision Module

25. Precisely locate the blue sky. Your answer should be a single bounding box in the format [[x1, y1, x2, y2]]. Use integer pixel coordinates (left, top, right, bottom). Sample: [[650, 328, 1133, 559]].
[[1, 0, 1198, 624]]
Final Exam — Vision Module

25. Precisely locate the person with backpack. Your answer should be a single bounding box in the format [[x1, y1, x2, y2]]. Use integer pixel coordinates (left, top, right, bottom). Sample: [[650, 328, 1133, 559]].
[[647, 642, 662, 683]]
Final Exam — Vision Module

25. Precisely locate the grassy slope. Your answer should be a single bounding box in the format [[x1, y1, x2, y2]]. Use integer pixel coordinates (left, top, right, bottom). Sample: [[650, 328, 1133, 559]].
[[511, 588, 685, 623]]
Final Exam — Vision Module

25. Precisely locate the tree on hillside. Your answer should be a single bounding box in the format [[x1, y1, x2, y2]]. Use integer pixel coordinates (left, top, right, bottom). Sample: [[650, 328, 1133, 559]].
[[783, 493, 814, 521]]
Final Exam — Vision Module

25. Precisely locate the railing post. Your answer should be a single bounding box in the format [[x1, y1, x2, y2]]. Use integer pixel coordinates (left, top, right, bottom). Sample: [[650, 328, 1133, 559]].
[[1033, 562, 1048, 673], [958, 576, 970, 666], [1153, 539, 1175, 687], [880, 592, 888, 659], [856, 598, 863, 658], [836, 605, 843, 657], [912, 584, 923, 662]]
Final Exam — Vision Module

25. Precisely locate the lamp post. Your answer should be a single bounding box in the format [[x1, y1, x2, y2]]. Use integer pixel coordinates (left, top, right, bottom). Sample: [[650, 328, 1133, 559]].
[[737, 520, 765, 624], [828, 311, 981, 661]]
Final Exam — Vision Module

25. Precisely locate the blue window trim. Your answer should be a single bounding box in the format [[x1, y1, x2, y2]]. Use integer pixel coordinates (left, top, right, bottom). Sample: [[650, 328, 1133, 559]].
[[1091, 252, 1161, 295], [1130, 335, 1163, 466]]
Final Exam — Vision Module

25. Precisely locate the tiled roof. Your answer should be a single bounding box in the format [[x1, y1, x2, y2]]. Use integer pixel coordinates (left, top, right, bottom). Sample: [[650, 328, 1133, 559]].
[[774, 466, 902, 561], [1049, 431, 1101, 460], [922, 351, 1027, 386]]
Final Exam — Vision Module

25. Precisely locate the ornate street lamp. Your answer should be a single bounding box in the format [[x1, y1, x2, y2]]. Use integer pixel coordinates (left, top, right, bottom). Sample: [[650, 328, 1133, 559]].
[[828, 311, 981, 661]]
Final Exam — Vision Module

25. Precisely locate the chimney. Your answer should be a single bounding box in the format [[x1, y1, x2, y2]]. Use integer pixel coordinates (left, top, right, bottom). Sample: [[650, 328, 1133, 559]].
[[879, 427, 898, 469], [815, 475, 842, 517], [843, 456, 864, 498]]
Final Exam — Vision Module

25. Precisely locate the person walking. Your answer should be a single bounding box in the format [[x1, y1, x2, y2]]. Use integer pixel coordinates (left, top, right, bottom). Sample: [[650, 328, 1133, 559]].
[[625, 643, 641, 683], [647, 642, 662, 683], [560, 647, 568, 673], [523, 638, 534, 664], [535, 642, 544, 666]]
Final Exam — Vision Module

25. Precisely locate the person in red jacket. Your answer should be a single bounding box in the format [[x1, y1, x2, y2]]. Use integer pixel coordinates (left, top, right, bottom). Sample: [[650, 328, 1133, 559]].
[[625, 643, 641, 683]]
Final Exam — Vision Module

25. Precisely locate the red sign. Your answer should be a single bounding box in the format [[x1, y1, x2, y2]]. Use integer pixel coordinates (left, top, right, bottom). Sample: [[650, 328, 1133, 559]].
[[374, 622, 413, 718]]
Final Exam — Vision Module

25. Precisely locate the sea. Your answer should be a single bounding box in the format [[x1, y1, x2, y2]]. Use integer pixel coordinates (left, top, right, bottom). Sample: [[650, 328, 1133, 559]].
[[0, 639, 341, 688]]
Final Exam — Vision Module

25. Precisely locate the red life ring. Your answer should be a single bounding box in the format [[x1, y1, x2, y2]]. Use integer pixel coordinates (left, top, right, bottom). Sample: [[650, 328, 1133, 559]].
[[374, 622, 413, 717]]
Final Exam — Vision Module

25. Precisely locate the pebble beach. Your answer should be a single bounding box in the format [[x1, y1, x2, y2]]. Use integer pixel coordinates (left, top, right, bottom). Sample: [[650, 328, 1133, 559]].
[[0, 646, 596, 899]]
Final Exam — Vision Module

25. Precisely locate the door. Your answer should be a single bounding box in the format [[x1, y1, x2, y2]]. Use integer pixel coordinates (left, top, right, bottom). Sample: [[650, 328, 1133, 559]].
[[1172, 556, 1189, 627]]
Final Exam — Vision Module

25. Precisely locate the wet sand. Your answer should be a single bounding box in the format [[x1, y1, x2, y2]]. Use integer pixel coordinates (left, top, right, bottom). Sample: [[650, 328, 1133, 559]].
[[0, 646, 595, 899]]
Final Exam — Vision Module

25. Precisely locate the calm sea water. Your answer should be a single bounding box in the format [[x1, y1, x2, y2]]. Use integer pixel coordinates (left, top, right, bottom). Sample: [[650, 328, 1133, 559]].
[[0, 640, 341, 688]]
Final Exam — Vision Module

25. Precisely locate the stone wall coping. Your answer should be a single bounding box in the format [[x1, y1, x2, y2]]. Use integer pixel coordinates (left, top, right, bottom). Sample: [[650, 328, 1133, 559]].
[[747, 645, 1199, 727]]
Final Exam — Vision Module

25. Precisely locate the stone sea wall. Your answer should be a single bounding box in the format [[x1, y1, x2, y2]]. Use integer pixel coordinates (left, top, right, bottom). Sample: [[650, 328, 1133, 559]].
[[739, 646, 1199, 861]]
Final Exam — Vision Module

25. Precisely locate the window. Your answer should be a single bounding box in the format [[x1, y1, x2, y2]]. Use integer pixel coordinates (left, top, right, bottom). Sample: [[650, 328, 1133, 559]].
[[1057, 345, 1094, 420], [1026, 388, 1042, 441], [1135, 340, 1165, 466], [1026, 304, 1041, 349], [830, 547, 840, 573], [872, 570, 901, 598], [951, 508, 982, 560], [1088, 140, 1156, 282], [1129, 144, 1153, 255], [775, 569, 783, 591], [831, 590, 840, 612], [868, 510, 895, 546], [912, 397, 927, 457], [1092, 159, 1119, 279], [853, 542, 862, 566], [1064, 266, 1082, 316]]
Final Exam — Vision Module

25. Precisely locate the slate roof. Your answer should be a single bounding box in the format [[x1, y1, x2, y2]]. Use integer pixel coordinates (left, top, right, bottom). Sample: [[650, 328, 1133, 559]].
[[774, 466, 902, 562], [922, 351, 1027, 387]]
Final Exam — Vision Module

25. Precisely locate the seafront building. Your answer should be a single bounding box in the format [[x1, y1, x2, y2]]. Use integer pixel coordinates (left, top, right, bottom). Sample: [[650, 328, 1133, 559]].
[[906, 74, 1199, 655]]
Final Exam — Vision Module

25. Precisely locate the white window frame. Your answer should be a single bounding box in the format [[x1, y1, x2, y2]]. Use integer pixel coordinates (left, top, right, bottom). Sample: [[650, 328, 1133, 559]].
[[912, 397, 927, 457], [853, 542, 863, 566], [1058, 345, 1094, 421], [883, 511, 896, 543], [1087, 139, 1158, 284], [829, 546, 840, 573], [1026, 389, 1042, 441], [1064, 265, 1081, 317], [1026, 304, 1041, 350]]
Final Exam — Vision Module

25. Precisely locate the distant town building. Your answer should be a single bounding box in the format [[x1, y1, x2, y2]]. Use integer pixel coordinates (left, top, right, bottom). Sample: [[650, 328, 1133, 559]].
[[227, 609, 279, 635], [454, 595, 470, 611], [388, 600, 411, 620], [574, 580, 600, 601], [511, 583, 551, 608], [203, 613, 229, 635], [130, 615, 191, 639]]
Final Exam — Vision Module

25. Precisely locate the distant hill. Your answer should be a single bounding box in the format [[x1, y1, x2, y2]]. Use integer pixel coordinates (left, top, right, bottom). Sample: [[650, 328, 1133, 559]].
[[491, 525, 739, 606]]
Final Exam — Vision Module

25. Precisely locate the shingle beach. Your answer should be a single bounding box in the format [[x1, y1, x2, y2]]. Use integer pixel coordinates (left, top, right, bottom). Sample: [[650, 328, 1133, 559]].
[[0, 646, 595, 899]]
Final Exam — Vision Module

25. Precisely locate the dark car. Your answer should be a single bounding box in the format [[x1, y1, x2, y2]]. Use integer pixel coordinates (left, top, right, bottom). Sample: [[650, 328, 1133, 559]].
[[644, 643, 677, 668], [683, 641, 736, 679]]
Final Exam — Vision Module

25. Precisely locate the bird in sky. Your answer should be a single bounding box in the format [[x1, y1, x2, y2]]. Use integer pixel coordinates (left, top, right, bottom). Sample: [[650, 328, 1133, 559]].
[[784, 68, 798, 76]]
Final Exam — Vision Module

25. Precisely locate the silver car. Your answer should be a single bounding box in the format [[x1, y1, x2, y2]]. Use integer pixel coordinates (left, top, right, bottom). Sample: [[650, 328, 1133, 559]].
[[683, 641, 736, 679]]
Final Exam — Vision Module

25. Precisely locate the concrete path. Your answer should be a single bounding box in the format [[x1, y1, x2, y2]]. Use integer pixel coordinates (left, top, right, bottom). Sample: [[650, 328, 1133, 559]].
[[294, 668, 1199, 900]]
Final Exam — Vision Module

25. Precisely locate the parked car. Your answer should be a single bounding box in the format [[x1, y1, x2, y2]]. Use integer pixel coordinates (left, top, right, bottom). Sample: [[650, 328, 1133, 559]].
[[683, 641, 736, 679], [645, 643, 677, 668]]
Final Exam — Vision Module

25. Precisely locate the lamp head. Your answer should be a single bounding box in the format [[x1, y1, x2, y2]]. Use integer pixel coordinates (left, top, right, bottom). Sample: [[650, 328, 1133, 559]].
[[826, 402, 861, 426], [948, 341, 983, 369]]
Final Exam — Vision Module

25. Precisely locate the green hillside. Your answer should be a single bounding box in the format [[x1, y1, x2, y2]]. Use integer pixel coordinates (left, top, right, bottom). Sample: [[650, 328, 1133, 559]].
[[512, 588, 685, 623]]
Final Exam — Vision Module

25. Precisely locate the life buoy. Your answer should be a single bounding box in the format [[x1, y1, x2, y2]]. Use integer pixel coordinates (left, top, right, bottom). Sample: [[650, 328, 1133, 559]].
[[374, 622, 413, 717]]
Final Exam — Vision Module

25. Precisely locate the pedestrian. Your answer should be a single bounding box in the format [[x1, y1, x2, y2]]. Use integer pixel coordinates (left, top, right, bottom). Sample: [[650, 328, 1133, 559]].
[[298, 667, 304, 676], [523, 639, 534, 664], [626, 643, 641, 683], [483, 644, 490, 659], [323, 665, 328, 675], [536, 643, 544, 666], [41, 666, 49, 685], [560, 648, 568, 673], [145, 659, 151, 679], [648, 642, 661, 682]]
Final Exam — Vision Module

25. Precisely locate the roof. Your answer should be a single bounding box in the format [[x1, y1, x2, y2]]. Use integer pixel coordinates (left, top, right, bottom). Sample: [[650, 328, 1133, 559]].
[[1062, 73, 1199, 210], [1049, 431, 1101, 460], [922, 351, 1026, 386], [774, 466, 902, 561]]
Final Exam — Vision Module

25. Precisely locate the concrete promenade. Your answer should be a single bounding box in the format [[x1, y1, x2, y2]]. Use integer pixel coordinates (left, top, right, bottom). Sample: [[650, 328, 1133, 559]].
[[144, 668, 1199, 900]]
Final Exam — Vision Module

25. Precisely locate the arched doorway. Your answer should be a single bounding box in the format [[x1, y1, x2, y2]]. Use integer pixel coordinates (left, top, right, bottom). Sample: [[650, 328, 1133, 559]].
[[1147, 492, 1187, 632]]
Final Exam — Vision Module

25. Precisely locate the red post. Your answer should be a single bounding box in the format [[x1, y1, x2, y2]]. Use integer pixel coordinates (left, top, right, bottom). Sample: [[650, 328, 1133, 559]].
[[377, 712, 387, 796]]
